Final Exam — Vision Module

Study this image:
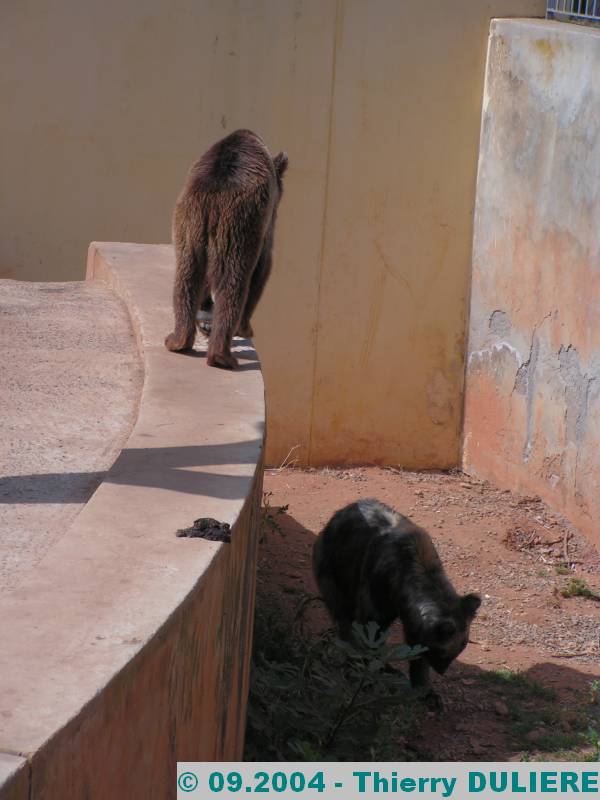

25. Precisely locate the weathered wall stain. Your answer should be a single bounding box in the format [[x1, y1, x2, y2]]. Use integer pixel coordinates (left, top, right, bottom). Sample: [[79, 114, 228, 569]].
[[359, 265, 386, 369], [464, 20, 600, 545], [558, 345, 598, 446], [513, 312, 553, 461]]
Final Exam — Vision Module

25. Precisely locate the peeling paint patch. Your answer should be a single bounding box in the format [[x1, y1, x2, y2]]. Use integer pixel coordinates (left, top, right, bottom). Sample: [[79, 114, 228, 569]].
[[513, 336, 539, 396], [558, 344, 599, 445], [515, 337, 540, 462], [512, 314, 553, 461], [489, 309, 512, 337], [468, 341, 523, 368]]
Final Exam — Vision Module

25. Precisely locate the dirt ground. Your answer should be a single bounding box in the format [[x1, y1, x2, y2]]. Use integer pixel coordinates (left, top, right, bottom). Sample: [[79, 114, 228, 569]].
[[256, 466, 600, 761]]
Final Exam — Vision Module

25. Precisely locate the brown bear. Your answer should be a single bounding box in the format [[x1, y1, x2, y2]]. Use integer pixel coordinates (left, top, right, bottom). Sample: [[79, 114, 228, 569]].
[[165, 129, 288, 369]]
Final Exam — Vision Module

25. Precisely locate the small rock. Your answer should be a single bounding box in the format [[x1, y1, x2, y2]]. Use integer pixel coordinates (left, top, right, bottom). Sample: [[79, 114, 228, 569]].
[[518, 495, 541, 505]]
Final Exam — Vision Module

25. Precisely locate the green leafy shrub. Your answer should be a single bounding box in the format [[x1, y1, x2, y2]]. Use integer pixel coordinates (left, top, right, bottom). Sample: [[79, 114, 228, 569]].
[[245, 605, 424, 761]]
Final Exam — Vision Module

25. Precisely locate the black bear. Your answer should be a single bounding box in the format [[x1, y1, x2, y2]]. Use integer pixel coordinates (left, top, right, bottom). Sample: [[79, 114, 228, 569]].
[[313, 499, 481, 698]]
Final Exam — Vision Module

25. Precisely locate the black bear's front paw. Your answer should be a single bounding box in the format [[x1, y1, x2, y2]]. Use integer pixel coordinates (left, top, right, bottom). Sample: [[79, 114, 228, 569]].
[[420, 688, 444, 712]]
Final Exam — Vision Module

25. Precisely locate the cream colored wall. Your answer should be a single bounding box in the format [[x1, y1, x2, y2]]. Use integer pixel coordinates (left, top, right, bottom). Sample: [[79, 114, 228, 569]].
[[1, 0, 543, 467], [309, 0, 544, 467]]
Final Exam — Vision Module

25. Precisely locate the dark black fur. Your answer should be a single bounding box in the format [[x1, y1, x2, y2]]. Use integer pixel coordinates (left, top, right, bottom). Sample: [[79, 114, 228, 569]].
[[175, 517, 231, 542], [313, 499, 481, 696]]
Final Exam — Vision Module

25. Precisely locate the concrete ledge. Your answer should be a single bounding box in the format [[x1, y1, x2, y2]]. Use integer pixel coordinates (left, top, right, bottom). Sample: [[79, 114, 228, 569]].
[[0, 277, 143, 593], [0, 244, 265, 798]]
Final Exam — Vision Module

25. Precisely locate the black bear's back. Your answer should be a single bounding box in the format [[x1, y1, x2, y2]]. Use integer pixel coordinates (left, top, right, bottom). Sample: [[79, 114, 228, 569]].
[[314, 499, 445, 630], [313, 499, 408, 621]]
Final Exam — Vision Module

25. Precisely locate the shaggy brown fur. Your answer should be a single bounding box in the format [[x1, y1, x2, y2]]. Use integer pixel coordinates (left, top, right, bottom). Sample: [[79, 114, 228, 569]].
[[165, 129, 288, 368]]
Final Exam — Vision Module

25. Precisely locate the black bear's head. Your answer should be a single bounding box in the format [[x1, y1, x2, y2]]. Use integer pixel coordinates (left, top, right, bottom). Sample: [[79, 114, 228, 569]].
[[421, 593, 481, 675]]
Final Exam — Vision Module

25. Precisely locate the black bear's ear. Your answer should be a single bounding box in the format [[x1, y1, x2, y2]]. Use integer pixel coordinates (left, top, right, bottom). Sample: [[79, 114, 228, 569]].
[[273, 151, 289, 178], [461, 593, 481, 619]]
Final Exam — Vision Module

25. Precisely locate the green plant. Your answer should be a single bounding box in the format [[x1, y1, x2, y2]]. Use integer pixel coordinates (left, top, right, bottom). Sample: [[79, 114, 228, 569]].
[[261, 491, 289, 539], [245, 604, 424, 761], [536, 568, 550, 578], [589, 681, 600, 705], [478, 668, 556, 701], [561, 577, 600, 601], [584, 728, 600, 762], [478, 668, 600, 759]]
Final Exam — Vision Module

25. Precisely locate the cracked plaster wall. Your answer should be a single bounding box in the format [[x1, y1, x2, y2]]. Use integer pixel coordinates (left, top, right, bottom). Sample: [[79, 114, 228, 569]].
[[463, 20, 600, 543]]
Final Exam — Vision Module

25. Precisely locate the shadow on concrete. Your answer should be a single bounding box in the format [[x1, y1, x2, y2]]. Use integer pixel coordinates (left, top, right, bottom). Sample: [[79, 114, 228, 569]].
[[177, 338, 261, 371], [0, 439, 263, 504]]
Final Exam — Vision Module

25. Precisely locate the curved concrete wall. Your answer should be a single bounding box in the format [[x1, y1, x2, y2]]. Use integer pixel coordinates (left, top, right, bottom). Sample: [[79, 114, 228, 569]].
[[0, 0, 544, 468], [464, 20, 600, 545], [0, 244, 265, 798]]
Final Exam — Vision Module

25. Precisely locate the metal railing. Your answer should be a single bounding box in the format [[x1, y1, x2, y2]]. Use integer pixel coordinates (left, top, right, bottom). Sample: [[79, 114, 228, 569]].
[[547, 0, 600, 22]]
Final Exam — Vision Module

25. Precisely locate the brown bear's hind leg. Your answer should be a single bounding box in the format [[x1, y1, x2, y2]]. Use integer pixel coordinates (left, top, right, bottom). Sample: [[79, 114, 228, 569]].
[[206, 269, 251, 369], [237, 228, 274, 339], [206, 226, 263, 368], [165, 242, 206, 352]]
